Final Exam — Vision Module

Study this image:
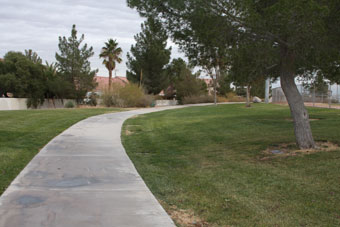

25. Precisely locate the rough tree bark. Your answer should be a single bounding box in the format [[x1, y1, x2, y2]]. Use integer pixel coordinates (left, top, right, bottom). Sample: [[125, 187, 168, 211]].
[[280, 49, 315, 149], [108, 69, 112, 89]]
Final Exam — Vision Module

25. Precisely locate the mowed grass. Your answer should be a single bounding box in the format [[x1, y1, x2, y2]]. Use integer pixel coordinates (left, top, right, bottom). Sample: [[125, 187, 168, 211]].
[[122, 104, 340, 226], [0, 108, 123, 195]]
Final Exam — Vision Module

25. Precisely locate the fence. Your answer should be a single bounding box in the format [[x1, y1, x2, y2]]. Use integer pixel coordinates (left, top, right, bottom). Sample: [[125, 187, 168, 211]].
[[0, 98, 76, 111], [272, 84, 340, 107]]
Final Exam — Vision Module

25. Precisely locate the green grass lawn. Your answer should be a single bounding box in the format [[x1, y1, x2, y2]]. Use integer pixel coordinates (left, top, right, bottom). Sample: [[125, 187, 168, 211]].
[[122, 104, 340, 226], [0, 108, 123, 195]]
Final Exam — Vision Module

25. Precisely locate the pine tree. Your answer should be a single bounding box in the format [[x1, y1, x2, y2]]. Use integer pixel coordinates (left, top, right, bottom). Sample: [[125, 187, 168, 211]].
[[126, 18, 171, 94], [25, 49, 42, 64], [55, 25, 97, 102]]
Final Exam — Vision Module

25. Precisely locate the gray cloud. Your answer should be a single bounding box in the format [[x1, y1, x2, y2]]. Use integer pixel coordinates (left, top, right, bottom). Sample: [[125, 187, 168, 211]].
[[0, 0, 185, 77]]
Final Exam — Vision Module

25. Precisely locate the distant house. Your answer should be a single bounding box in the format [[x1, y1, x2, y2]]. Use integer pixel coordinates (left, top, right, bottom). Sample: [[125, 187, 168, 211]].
[[201, 78, 214, 95], [94, 76, 129, 92]]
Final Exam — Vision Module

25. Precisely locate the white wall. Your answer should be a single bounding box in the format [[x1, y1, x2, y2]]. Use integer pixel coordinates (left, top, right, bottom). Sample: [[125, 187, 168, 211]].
[[154, 100, 178, 107], [0, 98, 76, 111]]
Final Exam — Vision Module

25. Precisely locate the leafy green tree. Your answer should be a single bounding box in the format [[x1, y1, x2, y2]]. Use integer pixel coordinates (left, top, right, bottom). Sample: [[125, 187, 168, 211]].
[[313, 74, 329, 94], [99, 39, 123, 89], [44, 62, 73, 100], [163, 58, 187, 98], [0, 73, 16, 97], [166, 58, 189, 82], [175, 74, 207, 102], [216, 72, 232, 97], [1, 51, 75, 105], [230, 41, 272, 107], [0, 59, 4, 73], [301, 72, 329, 95], [316, 1, 340, 84], [128, 0, 340, 149], [0, 59, 11, 97], [180, 11, 233, 105], [166, 58, 207, 101], [250, 78, 266, 99], [126, 18, 171, 94], [55, 24, 97, 102], [0, 52, 46, 107]]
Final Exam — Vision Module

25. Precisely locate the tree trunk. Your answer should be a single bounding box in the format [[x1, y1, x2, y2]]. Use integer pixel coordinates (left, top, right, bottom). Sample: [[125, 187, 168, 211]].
[[213, 74, 218, 106], [265, 78, 270, 104], [139, 69, 143, 87], [246, 85, 251, 107], [280, 50, 315, 149], [214, 66, 221, 106], [214, 82, 217, 105], [108, 69, 112, 89]]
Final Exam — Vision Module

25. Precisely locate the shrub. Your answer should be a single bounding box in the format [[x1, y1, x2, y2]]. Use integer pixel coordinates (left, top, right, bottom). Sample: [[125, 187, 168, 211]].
[[181, 95, 214, 104], [217, 96, 229, 103], [226, 92, 246, 102], [102, 83, 154, 108], [102, 83, 122, 107], [64, 100, 75, 108], [175, 76, 207, 102], [154, 95, 165, 100], [85, 92, 98, 106], [27, 97, 44, 109]]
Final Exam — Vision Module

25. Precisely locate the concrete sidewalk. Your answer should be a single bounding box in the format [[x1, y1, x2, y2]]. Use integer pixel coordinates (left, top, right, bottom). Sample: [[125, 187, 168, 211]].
[[0, 106, 189, 227]]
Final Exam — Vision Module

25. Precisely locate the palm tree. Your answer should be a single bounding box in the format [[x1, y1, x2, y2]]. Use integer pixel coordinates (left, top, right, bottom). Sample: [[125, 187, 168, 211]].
[[99, 39, 123, 89]]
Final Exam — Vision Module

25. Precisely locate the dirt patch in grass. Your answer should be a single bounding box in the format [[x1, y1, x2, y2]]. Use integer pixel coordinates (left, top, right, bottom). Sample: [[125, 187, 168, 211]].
[[261, 141, 339, 160], [124, 129, 133, 136], [163, 203, 210, 227], [129, 114, 146, 119], [124, 124, 142, 136]]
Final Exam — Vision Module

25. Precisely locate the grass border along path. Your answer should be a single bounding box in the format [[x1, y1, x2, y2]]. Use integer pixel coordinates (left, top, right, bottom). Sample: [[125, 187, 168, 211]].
[[122, 103, 340, 226], [0, 108, 123, 195]]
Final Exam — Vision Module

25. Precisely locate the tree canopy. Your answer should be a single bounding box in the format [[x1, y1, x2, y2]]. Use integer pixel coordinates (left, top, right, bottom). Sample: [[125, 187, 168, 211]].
[[99, 39, 123, 89], [0, 51, 78, 107], [128, 0, 340, 149], [165, 58, 207, 100], [0, 25, 98, 107], [56, 24, 97, 102], [0, 52, 46, 107], [126, 17, 171, 94]]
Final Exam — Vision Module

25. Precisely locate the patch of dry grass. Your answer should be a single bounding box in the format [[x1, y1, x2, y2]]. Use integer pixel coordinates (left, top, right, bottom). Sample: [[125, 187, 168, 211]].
[[261, 141, 339, 160]]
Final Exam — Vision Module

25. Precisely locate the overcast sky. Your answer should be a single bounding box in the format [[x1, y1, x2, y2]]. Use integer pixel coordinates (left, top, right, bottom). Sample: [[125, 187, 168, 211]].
[[0, 0, 185, 77]]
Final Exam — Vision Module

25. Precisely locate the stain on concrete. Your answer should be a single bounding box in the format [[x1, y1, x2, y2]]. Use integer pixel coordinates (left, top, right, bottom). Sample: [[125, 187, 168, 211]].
[[26, 170, 49, 178], [60, 134, 74, 137], [17, 195, 44, 207], [48, 176, 99, 188]]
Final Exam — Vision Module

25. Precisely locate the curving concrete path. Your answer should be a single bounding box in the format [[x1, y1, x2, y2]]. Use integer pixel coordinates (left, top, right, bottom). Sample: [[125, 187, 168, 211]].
[[0, 106, 195, 227]]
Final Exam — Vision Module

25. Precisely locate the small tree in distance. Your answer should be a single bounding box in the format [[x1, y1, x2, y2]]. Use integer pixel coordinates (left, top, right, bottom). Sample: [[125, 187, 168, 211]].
[[55, 24, 97, 103], [99, 39, 123, 89], [126, 17, 171, 95], [166, 58, 207, 101]]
